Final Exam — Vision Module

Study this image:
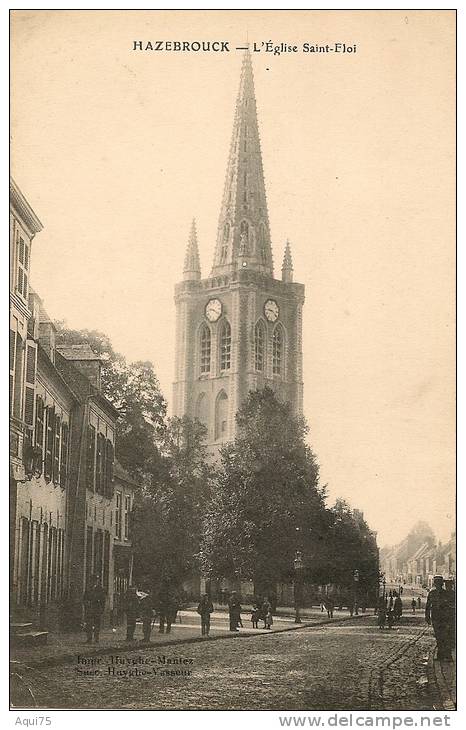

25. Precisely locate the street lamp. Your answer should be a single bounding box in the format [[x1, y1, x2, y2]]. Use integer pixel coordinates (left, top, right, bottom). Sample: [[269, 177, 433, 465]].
[[293, 550, 304, 624], [353, 569, 360, 615]]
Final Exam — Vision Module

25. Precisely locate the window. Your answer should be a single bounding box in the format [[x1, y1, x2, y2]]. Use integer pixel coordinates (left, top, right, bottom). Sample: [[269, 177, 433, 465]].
[[86, 424, 96, 490], [16, 233, 30, 300], [255, 321, 265, 371], [215, 391, 229, 441], [44, 405, 55, 482], [220, 321, 231, 371], [258, 224, 268, 265], [124, 495, 131, 539], [11, 330, 24, 419], [53, 414, 61, 484], [243, 170, 247, 203], [273, 326, 283, 375], [24, 341, 37, 429], [115, 492, 122, 539], [35, 395, 45, 475], [105, 439, 114, 497], [200, 325, 211, 374], [220, 223, 229, 263], [240, 220, 249, 254], [96, 433, 105, 495], [243, 125, 248, 152], [60, 422, 69, 488]]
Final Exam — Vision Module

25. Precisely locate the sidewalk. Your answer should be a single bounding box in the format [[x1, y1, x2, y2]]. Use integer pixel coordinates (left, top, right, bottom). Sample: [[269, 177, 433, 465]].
[[10, 606, 361, 669]]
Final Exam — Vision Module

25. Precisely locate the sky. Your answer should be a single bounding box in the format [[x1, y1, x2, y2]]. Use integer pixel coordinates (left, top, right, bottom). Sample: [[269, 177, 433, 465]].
[[10, 10, 455, 548]]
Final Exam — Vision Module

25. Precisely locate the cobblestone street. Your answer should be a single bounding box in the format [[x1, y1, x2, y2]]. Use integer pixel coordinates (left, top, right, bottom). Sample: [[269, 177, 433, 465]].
[[12, 615, 444, 711]]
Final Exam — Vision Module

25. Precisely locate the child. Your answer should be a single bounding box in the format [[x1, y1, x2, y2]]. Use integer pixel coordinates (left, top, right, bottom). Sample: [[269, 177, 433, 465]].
[[251, 605, 260, 629], [264, 608, 273, 630]]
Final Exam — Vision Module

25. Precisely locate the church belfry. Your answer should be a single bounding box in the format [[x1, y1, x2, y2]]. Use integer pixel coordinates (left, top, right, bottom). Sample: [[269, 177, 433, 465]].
[[173, 49, 305, 451]]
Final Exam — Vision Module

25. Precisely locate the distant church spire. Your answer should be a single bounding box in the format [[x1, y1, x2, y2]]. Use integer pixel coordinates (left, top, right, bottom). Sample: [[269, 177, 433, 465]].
[[282, 239, 293, 283], [183, 218, 201, 281], [211, 48, 274, 276]]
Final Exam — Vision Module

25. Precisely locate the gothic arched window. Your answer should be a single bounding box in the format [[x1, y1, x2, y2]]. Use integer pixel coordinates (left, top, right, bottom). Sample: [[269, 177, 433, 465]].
[[215, 390, 228, 441], [258, 224, 268, 265], [220, 223, 230, 264], [200, 324, 211, 374], [240, 220, 249, 255], [272, 325, 284, 376], [255, 321, 265, 372], [220, 320, 231, 371], [196, 393, 209, 427]]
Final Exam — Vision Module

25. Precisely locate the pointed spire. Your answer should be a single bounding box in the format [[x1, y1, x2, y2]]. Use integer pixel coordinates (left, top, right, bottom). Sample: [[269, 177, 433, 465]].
[[183, 218, 201, 281], [211, 48, 274, 277], [282, 240, 293, 283]]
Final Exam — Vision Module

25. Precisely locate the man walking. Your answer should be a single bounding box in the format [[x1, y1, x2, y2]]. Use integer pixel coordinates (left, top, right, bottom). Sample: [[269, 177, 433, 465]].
[[83, 574, 106, 644], [139, 586, 154, 644], [425, 575, 451, 661], [197, 593, 214, 636], [393, 591, 403, 623], [228, 591, 242, 632]]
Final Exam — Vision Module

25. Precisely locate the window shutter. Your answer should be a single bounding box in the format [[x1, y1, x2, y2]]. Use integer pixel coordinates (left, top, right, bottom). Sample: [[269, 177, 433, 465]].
[[95, 433, 102, 494], [60, 422, 69, 489], [23, 341, 37, 428], [53, 414, 61, 484], [44, 405, 55, 482], [34, 395, 44, 476], [86, 424, 96, 490], [105, 439, 114, 497]]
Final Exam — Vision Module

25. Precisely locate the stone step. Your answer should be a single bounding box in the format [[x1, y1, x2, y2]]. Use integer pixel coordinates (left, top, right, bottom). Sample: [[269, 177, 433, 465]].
[[12, 631, 48, 646], [10, 623, 33, 635]]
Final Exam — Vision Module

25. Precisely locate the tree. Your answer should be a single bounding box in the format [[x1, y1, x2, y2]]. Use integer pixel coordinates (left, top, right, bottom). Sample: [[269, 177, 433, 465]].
[[132, 416, 214, 589], [54, 323, 166, 480], [199, 388, 327, 594]]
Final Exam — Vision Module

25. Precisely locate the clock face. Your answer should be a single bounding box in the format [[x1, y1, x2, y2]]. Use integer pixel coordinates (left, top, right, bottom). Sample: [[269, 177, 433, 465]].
[[264, 299, 279, 322], [205, 298, 222, 322]]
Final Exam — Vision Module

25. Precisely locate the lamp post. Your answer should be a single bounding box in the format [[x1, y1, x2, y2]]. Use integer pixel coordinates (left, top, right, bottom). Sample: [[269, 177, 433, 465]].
[[293, 550, 304, 624], [353, 569, 360, 615]]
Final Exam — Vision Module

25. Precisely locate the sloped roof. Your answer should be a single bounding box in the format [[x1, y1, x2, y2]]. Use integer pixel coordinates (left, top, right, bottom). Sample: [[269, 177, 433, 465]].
[[56, 344, 101, 361]]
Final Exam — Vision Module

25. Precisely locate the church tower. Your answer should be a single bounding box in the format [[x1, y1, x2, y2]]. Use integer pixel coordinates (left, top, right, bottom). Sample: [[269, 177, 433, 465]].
[[173, 49, 305, 450]]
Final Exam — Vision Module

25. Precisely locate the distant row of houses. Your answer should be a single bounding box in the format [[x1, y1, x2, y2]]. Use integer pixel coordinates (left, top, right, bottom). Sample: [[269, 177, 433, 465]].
[[380, 532, 456, 589], [10, 179, 138, 633]]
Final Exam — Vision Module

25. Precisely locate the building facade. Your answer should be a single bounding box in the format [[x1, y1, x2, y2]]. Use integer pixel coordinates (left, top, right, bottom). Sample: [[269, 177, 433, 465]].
[[173, 50, 305, 450], [10, 180, 139, 632]]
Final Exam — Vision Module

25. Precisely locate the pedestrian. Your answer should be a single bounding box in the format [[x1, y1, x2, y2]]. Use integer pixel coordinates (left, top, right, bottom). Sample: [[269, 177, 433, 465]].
[[324, 596, 334, 619], [417, 596, 422, 609], [139, 586, 155, 643], [425, 575, 451, 661], [264, 607, 273, 630], [124, 585, 139, 642], [228, 591, 242, 632], [377, 595, 386, 629], [261, 597, 272, 629], [411, 598, 417, 614], [197, 593, 214, 636], [387, 608, 395, 629], [251, 604, 260, 629], [158, 581, 178, 634], [393, 592, 403, 623], [444, 579, 455, 661], [82, 574, 106, 644]]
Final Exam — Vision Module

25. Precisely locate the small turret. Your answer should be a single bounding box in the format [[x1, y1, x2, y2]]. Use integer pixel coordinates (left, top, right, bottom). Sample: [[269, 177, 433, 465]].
[[183, 218, 201, 281], [281, 239, 294, 283]]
